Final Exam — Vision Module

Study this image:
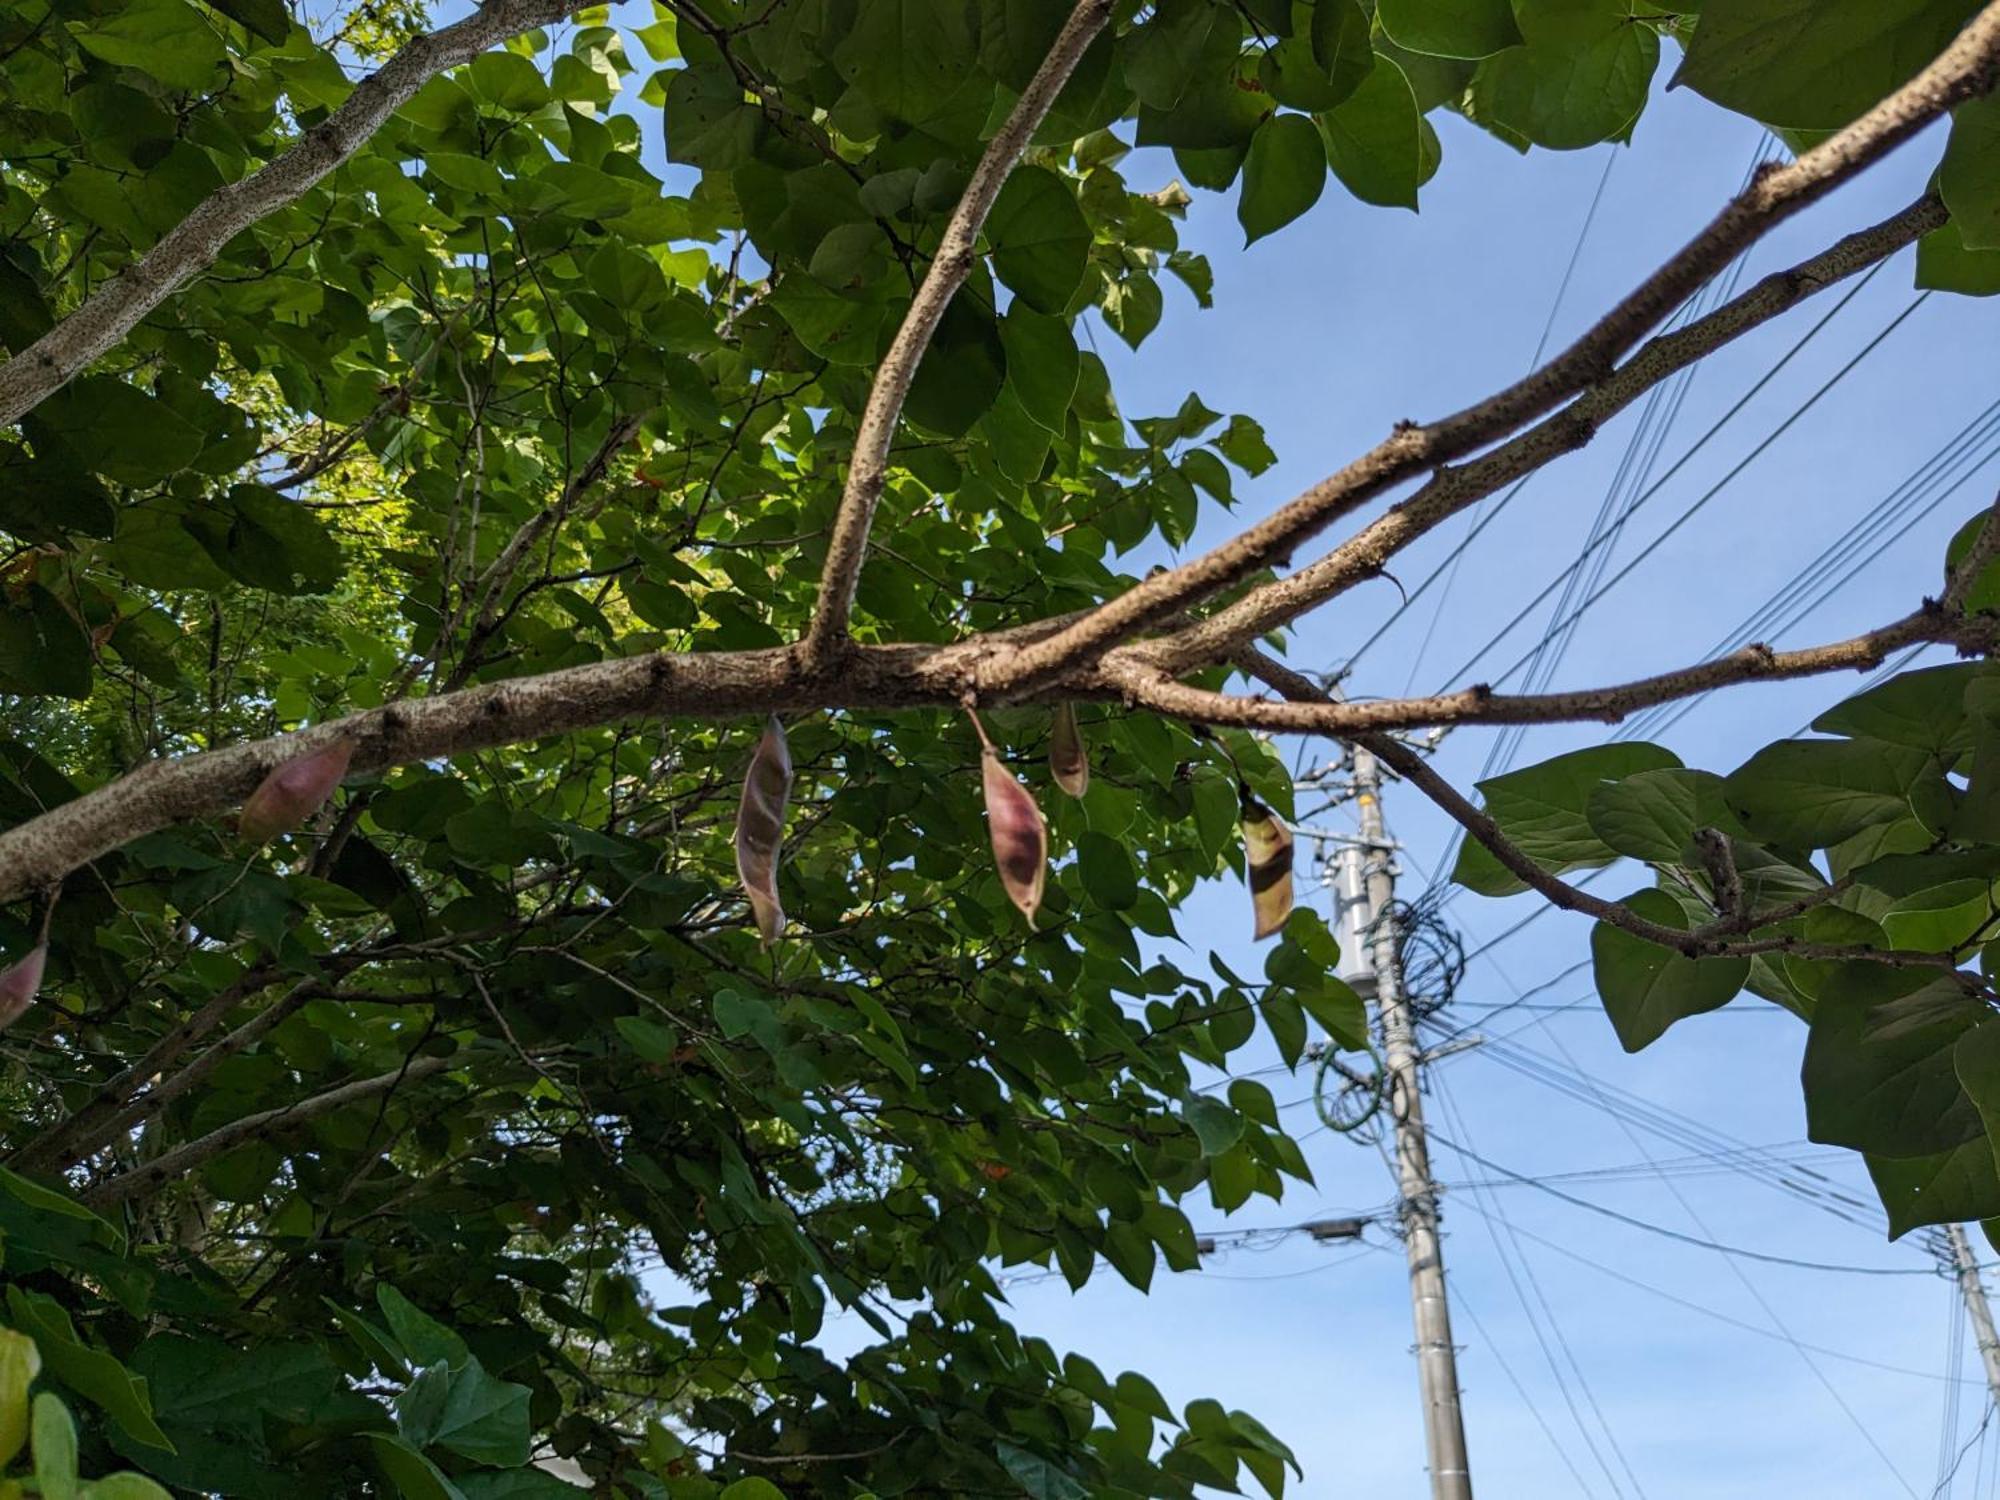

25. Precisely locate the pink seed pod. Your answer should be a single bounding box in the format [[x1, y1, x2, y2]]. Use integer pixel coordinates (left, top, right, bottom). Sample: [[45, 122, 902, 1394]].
[[239, 739, 355, 844], [982, 746, 1048, 924], [1049, 702, 1089, 799], [0, 945, 47, 1031], [734, 716, 793, 946]]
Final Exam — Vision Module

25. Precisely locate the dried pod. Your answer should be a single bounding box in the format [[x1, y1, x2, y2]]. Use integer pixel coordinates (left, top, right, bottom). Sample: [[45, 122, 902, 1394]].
[[1239, 792, 1294, 941], [0, 945, 46, 1031], [1049, 702, 1089, 798], [734, 716, 793, 946], [971, 713, 1047, 923], [240, 739, 355, 844]]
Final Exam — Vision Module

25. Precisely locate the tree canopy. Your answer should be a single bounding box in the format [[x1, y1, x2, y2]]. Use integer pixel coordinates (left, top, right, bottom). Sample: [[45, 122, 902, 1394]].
[[0, 0, 1999, 1495]]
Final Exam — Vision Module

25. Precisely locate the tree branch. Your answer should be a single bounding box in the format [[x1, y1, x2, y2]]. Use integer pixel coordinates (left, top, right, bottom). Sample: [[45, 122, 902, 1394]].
[[1231, 649, 1966, 977], [0, 0, 584, 428], [81, 1055, 453, 1209], [800, 0, 1115, 667], [976, 7, 2000, 697], [1150, 193, 1947, 669], [1117, 600, 1993, 737]]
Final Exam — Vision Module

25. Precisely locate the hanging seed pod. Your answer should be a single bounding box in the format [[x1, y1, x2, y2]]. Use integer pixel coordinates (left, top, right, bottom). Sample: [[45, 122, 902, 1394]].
[[734, 716, 793, 946], [1240, 791, 1294, 940], [0, 945, 46, 1031], [972, 713, 1047, 923], [239, 739, 355, 844], [1049, 702, 1089, 799]]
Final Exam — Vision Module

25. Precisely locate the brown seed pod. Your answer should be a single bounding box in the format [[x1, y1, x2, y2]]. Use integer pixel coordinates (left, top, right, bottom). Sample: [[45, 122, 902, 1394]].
[[1049, 702, 1089, 798], [1239, 792, 1294, 941], [971, 713, 1047, 923], [734, 716, 793, 946], [239, 739, 355, 844], [0, 944, 46, 1031]]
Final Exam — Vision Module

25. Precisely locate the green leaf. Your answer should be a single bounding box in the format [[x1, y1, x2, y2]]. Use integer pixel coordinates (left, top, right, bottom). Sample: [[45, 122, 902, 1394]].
[[1453, 743, 1681, 896], [71, 0, 227, 91], [1813, 662, 1993, 754], [833, 0, 976, 122], [1589, 887, 1749, 1052], [34, 1392, 79, 1500], [1866, 1138, 2000, 1238], [368, 1433, 467, 1500], [1000, 305, 1080, 432], [205, 0, 291, 43], [1238, 113, 1327, 244], [82, 1474, 175, 1500], [1942, 90, 2000, 252], [4, 1289, 172, 1452], [1377, 0, 1521, 59], [1918, 221, 2000, 296], [0, 1327, 39, 1469], [376, 1286, 469, 1372], [0, 586, 92, 699], [987, 167, 1091, 315], [1469, 24, 1659, 150], [430, 1360, 532, 1467], [187, 485, 344, 595], [24, 377, 205, 486], [1585, 768, 1736, 864], [1671, 0, 1986, 130], [1077, 830, 1139, 911], [1182, 1094, 1245, 1156], [904, 300, 1005, 436], [1724, 737, 1937, 850], [1802, 966, 1988, 1156], [995, 1440, 1090, 1500], [1317, 59, 1434, 210], [468, 51, 552, 113]]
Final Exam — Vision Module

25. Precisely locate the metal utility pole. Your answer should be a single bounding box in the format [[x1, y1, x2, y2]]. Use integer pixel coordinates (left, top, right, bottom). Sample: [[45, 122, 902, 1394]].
[[1353, 742, 1475, 1500], [1945, 1223, 2000, 1409]]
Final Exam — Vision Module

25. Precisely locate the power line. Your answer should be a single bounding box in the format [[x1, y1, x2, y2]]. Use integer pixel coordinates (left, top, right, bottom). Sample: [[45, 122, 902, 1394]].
[[1458, 1209, 1983, 1387], [1427, 1129, 1935, 1276]]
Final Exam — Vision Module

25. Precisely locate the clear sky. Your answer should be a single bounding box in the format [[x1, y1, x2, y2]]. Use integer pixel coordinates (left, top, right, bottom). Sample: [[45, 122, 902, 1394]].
[[553, 10, 2000, 1494]]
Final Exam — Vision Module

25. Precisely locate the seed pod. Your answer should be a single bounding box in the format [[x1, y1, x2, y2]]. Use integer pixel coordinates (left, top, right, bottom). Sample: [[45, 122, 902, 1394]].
[[1049, 702, 1089, 798], [734, 716, 792, 946], [0, 945, 46, 1031], [1240, 792, 1294, 941], [240, 739, 355, 844], [970, 713, 1046, 923]]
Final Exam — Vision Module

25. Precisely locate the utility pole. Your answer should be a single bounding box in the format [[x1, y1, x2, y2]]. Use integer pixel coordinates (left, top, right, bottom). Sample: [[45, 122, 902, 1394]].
[[1945, 1223, 2000, 1410], [1352, 742, 1475, 1500]]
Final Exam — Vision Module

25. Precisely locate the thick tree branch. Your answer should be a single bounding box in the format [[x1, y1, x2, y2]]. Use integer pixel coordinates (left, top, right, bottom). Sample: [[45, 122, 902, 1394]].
[[978, 8, 2000, 697], [1151, 194, 1948, 669], [0, 632, 1070, 906], [800, 0, 1115, 667], [0, 0, 584, 428], [81, 1055, 453, 1209], [1232, 650, 1966, 977], [1119, 601, 1993, 737]]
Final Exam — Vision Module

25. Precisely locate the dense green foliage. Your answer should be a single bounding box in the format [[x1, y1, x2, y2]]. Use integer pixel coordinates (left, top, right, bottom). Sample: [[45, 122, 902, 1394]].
[[0, 0, 1997, 1495]]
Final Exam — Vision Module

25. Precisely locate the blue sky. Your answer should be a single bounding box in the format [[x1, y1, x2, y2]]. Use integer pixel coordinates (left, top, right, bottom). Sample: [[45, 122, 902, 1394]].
[[528, 10, 2000, 1495]]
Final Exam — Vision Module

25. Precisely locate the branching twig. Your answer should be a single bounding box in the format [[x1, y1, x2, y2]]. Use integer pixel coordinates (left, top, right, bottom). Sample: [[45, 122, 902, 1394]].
[[81, 1055, 453, 1209], [801, 0, 1116, 665]]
